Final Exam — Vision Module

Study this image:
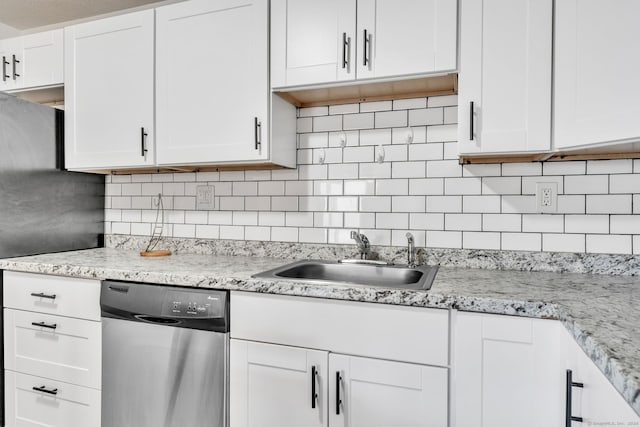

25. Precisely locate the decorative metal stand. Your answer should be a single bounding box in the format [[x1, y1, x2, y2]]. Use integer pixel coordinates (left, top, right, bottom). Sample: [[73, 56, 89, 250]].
[[140, 193, 172, 257]]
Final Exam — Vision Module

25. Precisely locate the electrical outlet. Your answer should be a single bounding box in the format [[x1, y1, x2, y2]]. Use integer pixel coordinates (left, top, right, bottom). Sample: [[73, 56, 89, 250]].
[[536, 182, 558, 213], [196, 185, 216, 210]]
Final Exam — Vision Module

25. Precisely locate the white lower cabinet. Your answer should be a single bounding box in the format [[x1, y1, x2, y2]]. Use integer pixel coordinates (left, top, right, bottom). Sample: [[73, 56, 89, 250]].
[[230, 340, 448, 427], [4, 371, 101, 427], [2, 271, 102, 427], [230, 292, 450, 427]]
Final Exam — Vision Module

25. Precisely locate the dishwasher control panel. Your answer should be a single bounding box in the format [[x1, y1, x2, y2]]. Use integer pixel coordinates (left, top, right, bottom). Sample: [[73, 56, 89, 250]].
[[161, 290, 226, 319]]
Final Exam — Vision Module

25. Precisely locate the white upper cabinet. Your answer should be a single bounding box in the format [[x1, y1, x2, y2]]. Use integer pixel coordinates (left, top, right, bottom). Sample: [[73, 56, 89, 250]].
[[64, 10, 155, 170], [155, 0, 270, 166], [271, 0, 457, 88], [271, 0, 356, 88], [554, 0, 640, 150], [0, 29, 63, 92], [458, 0, 552, 155], [356, 0, 457, 81]]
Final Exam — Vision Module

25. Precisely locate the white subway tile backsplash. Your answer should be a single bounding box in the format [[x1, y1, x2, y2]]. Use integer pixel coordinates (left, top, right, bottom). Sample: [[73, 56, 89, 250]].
[[587, 159, 633, 175], [344, 213, 376, 228], [610, 215, 640, 234], [501, 233, 541, 251], [565, 215, 609, 234], [343, 113, 374, 130], [410, 213, 444, 230], [543, 234, 585, 253], [426, 196, 462, 213], [610, 174, 640, 193], [314, 115, 342, 132], [462, 164, 501, 177], [444, 177, 482, 195], [360, 100, 392, 112], [483, 214, 522, 232], [445, 214, 482, 231], [426, 124, 457, 142], [586, 195, 632, 214], [376, 213, 409, 229], [106, 95, 640, 255], [376, 110, 408, 128], [409, 178, 443, 195], [427, 160, 462, 177], [245, 226, 271, 241], [408, 108, 443, 126], [299, 106, 328, 117], [408, 143, 443, 161], [522, 215, 564, 233], [360, 196, 391, 212], [360, 162, 391, 179], [463, 195, 501, 213], [463, 231, 500, 250], [482, 177, 521, 195], [426, 230, 462, 248], [586, 235, 631, 254]]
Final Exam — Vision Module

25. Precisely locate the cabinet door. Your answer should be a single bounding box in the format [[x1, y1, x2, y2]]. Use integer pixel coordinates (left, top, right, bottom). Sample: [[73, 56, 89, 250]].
[[554, 0, 640, 149], [0, 37, 20, 92], [458, 0, 552, 154], [17, 29, 64, 90], [357, 0, 456, 80], [4, 370, 101, 427], [271, 0, 356, 87], [564, 333, 640, 424], [156, 0, 269, 166], [64, 10, 155, 170], [454, 313, 565, 427], [230, 339, 328, 427], [329, 354, 447, 427]]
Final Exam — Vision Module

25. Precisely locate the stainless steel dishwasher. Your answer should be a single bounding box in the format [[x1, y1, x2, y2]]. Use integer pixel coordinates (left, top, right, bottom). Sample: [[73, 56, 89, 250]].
[[100, 280, 229, 427]]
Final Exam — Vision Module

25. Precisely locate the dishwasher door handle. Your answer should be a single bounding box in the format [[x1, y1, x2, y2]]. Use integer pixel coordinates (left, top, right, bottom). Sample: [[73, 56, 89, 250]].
[[135, 315, 181, 325]]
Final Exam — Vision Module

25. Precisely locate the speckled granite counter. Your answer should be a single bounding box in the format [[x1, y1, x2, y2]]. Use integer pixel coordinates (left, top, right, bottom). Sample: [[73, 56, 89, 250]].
[[1, 247, 639, 416]]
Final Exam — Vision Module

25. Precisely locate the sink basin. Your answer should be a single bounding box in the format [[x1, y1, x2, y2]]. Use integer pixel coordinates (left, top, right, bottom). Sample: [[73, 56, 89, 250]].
[[253, 260, 439, 290]]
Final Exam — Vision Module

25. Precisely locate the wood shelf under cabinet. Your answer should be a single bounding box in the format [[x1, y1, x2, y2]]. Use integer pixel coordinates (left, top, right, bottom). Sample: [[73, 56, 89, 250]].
[[274, 73, 458, 108]]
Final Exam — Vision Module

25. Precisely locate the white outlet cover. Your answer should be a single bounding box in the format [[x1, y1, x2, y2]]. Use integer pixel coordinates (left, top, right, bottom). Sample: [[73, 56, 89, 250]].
[[536, 182, 558, 213], [196, 185, 216, 210]]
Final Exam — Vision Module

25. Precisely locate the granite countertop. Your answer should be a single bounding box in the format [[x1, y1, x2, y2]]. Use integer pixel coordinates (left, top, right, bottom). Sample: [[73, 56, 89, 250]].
[[0, 247, 638, 416]]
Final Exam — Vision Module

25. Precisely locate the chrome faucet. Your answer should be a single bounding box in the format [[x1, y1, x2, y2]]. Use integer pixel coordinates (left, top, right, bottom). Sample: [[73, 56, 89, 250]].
[[350, 231, 370, 259], [406, 232, 416, 267]]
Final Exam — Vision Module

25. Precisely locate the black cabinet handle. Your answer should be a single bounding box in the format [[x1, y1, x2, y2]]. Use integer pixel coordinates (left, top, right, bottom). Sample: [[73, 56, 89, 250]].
[[363, 29, 371, 67], [33, 385, 58, 395], [342, 32, 349, 69], [336, 371, 342, 415], [566, 369, 584, 426], [30, 292, 56, 300], [141, 127, 148, 157], [32, 321, 57, 330], [469, 101, 475, 141], [311, 365, 318, 409], [2, 56, 8, 82], [254, 117, 262, 150], [12, 54, 19, 79]]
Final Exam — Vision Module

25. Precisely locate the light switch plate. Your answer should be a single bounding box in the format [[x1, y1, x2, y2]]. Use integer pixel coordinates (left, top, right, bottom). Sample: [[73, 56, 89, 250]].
[[196, 185, 216, 210]]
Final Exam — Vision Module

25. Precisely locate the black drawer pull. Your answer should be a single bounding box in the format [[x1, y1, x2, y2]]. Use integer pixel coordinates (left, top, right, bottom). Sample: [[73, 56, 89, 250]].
[[311, 365, 318, 409], [566, 369, 584, 426], [336, 371, 343, 415], [33, 385, 58, 395], [32, 321, 57, 330], [31, 292, 57, 300]]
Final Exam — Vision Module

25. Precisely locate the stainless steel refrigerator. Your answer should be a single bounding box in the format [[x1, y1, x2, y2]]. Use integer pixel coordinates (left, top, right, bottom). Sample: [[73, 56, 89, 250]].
[[0, 92, 105, 425]]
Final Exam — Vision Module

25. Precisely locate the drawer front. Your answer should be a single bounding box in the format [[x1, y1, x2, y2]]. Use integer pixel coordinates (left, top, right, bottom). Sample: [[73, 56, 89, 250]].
[[4, 370, 101, 427], [3, 271, 101, 321], [231, 292, 450, 366], [4, 308, 101, 389]]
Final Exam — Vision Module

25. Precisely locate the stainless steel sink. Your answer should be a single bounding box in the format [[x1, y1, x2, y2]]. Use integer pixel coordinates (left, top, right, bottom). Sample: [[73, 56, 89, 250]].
[[253, 259, 439, 290]]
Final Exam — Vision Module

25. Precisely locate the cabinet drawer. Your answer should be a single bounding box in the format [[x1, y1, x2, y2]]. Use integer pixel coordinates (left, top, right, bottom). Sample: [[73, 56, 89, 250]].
[[3, 271, 100, 321], [4, 308, 101, 389], [4, 370, 101, 427], [231, 292, 449, 366]]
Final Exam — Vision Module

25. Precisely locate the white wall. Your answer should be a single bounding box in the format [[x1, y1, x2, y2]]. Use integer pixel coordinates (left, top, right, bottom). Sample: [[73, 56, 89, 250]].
[[0, 22, 19, 38], [105, 95, 640, 255]]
